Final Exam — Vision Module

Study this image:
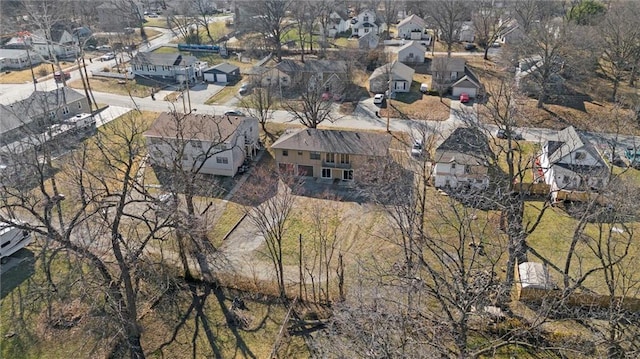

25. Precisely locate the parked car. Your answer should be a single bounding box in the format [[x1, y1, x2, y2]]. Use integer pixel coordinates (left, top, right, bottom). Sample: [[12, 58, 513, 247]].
[[464, 43, 477, 51], [224, 110, 245, 117], [99, 52, 115, 61], [53, 71, 71, 82], [238, 83, 250, 95], [96, 45, 112, 52], [373, 93, 385, 105], [459, 92, 470, 103], [411, 140, 424, 157], [496, 129, 524, 140], [146, 12, 159, 18]]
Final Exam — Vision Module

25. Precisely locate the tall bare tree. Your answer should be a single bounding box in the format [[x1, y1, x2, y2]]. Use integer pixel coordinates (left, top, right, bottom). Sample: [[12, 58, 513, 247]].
[[238, 82, 276, 134], [472, 0, 513, 60], [239, 0, 293, 62], [423, 0, 470, 56]]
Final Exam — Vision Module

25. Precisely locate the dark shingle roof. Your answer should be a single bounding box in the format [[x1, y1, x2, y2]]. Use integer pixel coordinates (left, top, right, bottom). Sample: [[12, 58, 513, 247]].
[[275, 59, 348, 75], [436, 127, 491, 156], [131, 53, 198, 67], [271, 128, 391, 156], [205, 62, 239, 74], [144, 112, 255, 143], [432, 56, 466, 73]]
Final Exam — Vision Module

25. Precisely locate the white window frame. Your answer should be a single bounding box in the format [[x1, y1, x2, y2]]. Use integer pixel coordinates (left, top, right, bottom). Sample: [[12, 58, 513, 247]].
[[321, 168, 332, 179]]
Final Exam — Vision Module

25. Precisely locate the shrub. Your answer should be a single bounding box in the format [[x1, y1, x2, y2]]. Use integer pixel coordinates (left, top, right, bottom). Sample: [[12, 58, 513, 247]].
[[102, 67, 110, 72], [38, 67, 49, 77]]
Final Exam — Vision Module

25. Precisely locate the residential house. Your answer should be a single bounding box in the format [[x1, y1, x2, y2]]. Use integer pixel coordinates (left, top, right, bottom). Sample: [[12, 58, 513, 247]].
[[203, 62, 240, 84], [515, 55, 565, 96], [396, 14, 427, 40], [324, 10, 350, 38], [456, 21, 475, 43], [358, 31, 380, 49], [29, 29, 79, 59], [431, 56, 482, 97], [246, 59, 349, 95], [369, 60, 415, 94], [130, 53, 203, 84], [351, 9, 385, 37], [144, 112, 260, 177], [395, 41, 426, 64], [270, 128, 391, 181], [0, 87, 89, 146], [432, 127, 492, 190], [538, 126, 609, 202], [0, 49, 42, 71], [497, 19, 525, 45]]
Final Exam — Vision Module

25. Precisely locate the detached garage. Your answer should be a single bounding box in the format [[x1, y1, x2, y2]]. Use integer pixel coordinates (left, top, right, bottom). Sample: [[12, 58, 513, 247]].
[[203, 62, 240, 84]]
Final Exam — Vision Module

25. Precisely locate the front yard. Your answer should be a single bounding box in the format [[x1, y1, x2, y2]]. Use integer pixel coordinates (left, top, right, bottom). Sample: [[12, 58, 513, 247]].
[[69, 77, 155, 98], [379, 81, 451, 121]]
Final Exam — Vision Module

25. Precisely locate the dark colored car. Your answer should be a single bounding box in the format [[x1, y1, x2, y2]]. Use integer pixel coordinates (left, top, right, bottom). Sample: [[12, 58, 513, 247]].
[[496, 129, 524, 140], [464, 43, 477, 51], [224, 110, 245, 117]]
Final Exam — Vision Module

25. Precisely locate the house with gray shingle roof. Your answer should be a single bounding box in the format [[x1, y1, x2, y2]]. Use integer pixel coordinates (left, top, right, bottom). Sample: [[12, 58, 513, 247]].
[[0, 87, 89, 146], [396, 14, 427, 40], [130, 52, 202, 84], [538, 126, 609, 202], [368, 61, 415, 94], [270, 128, 391, 181]]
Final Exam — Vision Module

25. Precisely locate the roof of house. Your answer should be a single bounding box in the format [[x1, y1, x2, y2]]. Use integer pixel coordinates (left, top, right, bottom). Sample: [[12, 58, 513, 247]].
[[31, 29, 72, 44], [397, 14, 426, 29], [0, 87, 86, 134], [398, 40, 426, 53], [204, 62, 239, 74], [369, 60, 415, 82], [331, 9, 349, 21], [271, 128, 391, 157], [144, 112, 255, 143], [0, 48, 30, 59], [275, 59, 348, 74], [358, 32, 379, 47], [131, 53, 198, 67], [432, 56, 466, 73], [435, 127, 493, 165], [546, 126, 606, 168], [451, 67, 481, 89]]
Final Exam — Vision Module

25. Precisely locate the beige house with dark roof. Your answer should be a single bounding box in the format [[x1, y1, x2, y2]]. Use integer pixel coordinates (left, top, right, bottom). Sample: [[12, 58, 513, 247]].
[[270, 128, 391, 181], [431, 56, 482, 97], [144, 112, 259, 177]]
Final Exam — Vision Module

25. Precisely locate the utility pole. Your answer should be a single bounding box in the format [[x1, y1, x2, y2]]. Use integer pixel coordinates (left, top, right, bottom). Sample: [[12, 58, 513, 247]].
[[186, 65, 192, 112], [387, 63, 392, 132]]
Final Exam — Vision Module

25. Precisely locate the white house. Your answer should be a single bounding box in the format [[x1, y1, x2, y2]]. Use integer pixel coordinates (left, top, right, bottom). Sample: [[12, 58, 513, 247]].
[[144, 112, 260, 177], [325, 10, 350, 38], [29, 29, 79, 59], [0, 49, 42, 71], [368, 61, 415, 94], [396, 14, 427, 40], [351, 9, 385, 37], [395, 41, 426, 64], [131, 53, 204, 84], [432, 127, 492, 190], [538, 126, 609, 202], [358, 31, 380, 49], [457, 21, 475, 43]]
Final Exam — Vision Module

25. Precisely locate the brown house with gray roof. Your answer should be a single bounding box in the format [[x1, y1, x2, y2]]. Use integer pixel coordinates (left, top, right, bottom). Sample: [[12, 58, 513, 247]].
[[270, 128, 391, 181]]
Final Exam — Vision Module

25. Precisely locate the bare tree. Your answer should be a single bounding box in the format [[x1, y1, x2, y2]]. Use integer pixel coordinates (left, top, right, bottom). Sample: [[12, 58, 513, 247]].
[[290, 0, 313, 62], [281, 72, 341, 128], [239, 168, 297, 299], [238, 83, 277, 134], [423, 0, 470, 56], [239, 0, 293, 62], [472, 0, 513, 60], [598, 1, 640, 101], [190, 0, 216, 43], [378, 0, 398, 40]]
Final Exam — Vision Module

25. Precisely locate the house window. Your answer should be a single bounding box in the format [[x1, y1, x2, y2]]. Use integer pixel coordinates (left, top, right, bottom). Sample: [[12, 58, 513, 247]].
[[282, 150, 288, 156], [409, 53, 414, 58], [62, 106, 69, 115], [192, 141, 202, 148], [451, 72, 458, 80], [326, 153, 335, 163], [321, 168, 331, 178], [574, 152, 586, 160], [216, 157, 228, 164], [464, 166, 471, 174], [49, 111, 56, 119], [451, 163, 456, 169], [343, 169, 353, 180], [310, 152, 321, 160], [298, 151, 303, 155], [151, 65, 157, 72], [364, 28, 370, 33], [339, 154, 350, 164], [363, 16, 369, 22], [563, 175, 569, 184], [77, 102, 82, 109]]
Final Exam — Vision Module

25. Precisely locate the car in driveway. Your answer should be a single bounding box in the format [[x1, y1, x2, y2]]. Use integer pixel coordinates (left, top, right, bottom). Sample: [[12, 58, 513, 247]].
[[99, 52, 115, 61], [238, 83, 250, 95], [496, 129, 524, 140], [224, 110, 245, 117], [54, 71, 71, 82], [459, 92, 470, 103], [96, 45, 112, 52], [373, 93, 385, 105]]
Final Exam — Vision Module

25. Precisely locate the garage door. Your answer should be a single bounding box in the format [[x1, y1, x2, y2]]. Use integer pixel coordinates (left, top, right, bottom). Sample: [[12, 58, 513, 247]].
[[204, 73, 215, 82], [452, 86, 477, 98], [216, 74, 227, 83], [297, 165, 313, 177]]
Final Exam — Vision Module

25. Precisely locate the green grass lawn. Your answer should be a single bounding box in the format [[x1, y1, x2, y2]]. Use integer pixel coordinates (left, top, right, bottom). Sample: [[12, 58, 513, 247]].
[[144, 18, 170, 28], [152, 46, 179, 54]]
